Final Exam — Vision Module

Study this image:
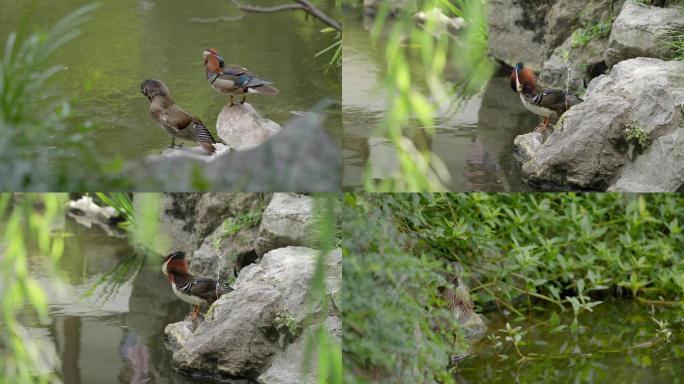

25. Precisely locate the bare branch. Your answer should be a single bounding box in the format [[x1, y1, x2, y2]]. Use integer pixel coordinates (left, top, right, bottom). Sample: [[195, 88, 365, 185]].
[[191, 14, 245, 23], [229, 0, 341, 32]]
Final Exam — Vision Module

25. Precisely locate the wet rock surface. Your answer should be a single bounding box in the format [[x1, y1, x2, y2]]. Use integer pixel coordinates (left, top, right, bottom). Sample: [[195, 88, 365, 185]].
[[516, 58, 684, 191]]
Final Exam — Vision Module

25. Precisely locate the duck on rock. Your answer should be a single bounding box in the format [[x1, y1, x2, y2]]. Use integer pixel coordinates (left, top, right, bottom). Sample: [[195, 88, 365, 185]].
[[203, 48, 279, 106], [140, 80, 218, 154], [511, 63, 583, 132], [161, 251, 234, 321]]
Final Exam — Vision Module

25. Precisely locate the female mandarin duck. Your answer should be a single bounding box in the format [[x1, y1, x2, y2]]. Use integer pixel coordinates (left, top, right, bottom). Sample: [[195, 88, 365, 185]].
[[202, 48, 279, 105], [511, 63, 583, 132], [161, 251, 234, 320], [140, 80, 218, 154]]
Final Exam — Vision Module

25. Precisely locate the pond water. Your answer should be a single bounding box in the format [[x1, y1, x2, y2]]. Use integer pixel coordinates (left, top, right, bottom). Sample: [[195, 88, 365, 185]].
[[0, 0, 341, 160], [342, 12, 538, 191], [457, 301, 684, 383], [2, 214, 227, 383]]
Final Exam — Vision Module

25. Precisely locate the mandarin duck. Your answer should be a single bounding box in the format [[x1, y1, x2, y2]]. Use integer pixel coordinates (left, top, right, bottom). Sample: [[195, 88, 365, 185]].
[[140, 80, 217, 154], [202, 48, 279, 105], [161, 251, 234, 320], [511, 62, 583, 132], [439, 262, 474, 324]]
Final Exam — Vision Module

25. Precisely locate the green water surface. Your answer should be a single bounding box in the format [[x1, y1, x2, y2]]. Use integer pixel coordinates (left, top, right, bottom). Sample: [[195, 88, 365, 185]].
[[0, 0, 340, 160], [457, 301, 684, 383]]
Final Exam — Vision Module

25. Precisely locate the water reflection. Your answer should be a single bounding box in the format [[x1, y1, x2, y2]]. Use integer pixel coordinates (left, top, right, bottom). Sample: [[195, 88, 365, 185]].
[[18, 214, 211, 383], [342, 12, 538, 191]]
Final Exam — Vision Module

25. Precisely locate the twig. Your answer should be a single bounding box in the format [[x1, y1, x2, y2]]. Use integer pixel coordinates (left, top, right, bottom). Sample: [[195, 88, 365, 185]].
[[229, 0, 341, 31], [191, 14, 245, 23]]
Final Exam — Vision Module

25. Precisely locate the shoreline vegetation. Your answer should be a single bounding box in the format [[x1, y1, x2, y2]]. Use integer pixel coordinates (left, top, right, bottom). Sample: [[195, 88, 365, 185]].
[[343, 193, 684, 383]]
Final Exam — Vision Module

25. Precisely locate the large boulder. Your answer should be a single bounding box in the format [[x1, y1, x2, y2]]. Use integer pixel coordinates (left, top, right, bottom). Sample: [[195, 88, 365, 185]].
[[488, 0, 618, 75], [258, 316, 341, 384], [255, 193, 315, 257], [217, 103, 282, 151], [159, 193, 265, 254], [539, 33, 608, 92], [605, 1, 684, 68], [517, 58, 684, 191], [164, 247, 341, 382]]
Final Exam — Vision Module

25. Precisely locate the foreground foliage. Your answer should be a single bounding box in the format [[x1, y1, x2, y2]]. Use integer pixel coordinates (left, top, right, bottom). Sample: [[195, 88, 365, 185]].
[[343, 193, 684, 383]]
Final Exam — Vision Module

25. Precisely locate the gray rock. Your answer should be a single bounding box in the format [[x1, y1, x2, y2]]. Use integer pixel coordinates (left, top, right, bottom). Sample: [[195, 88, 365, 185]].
[[513, 131, 546, 163], [154, 143, 230, 162], [609, 129, 684, 192], [159, 193, 201, 255], [605, 1, 684, 68], [164, 247, 342, 381], [194, 193, 264, 248], [256, 193, 315, 257], [190, 223, 259, 279], [257, 316, 341, 384], [487, 0, 553, 71], [539, 34, 608, 91], [488, 0, 617, 72], [518, 58, 684, 191], [159, 193, 265, 255], [217, 103, 282, 151]]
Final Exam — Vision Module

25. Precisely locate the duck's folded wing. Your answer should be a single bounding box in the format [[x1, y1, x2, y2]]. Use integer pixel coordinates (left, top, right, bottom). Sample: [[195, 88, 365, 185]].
[[181, 278, 222, 300], [221, 64, 273, 87], [165, 105, 216, 144]]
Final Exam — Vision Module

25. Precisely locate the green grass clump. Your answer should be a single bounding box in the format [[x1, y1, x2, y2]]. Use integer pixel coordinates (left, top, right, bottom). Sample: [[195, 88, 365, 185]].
[[662, 28, 684, 61], [572, 21, 612, 48]]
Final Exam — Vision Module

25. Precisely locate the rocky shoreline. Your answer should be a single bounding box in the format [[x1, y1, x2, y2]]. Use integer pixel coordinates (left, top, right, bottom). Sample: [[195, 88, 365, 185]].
[[159, 193, 340, 383]]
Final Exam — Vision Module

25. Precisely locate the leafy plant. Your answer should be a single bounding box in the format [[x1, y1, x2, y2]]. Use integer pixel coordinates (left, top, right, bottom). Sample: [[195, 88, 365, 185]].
[[625, 120, 651, 151], [276, 311, 302, 338], [95, 192, 134, 227]]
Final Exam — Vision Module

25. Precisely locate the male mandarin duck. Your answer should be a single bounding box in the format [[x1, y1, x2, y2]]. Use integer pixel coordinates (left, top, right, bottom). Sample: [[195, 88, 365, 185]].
[[140, 80, 217, 154], [511, 62, 583, 132], [202, 48, 279, 105], [161, 251, 234, 320]]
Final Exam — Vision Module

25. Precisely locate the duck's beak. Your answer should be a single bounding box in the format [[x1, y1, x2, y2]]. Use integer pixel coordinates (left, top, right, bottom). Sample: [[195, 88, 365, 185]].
[[515, 66, 521, 91]]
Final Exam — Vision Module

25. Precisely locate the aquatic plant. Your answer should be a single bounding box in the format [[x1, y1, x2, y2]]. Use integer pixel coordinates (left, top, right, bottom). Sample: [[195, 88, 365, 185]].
[[363, 0, 495, 191]]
